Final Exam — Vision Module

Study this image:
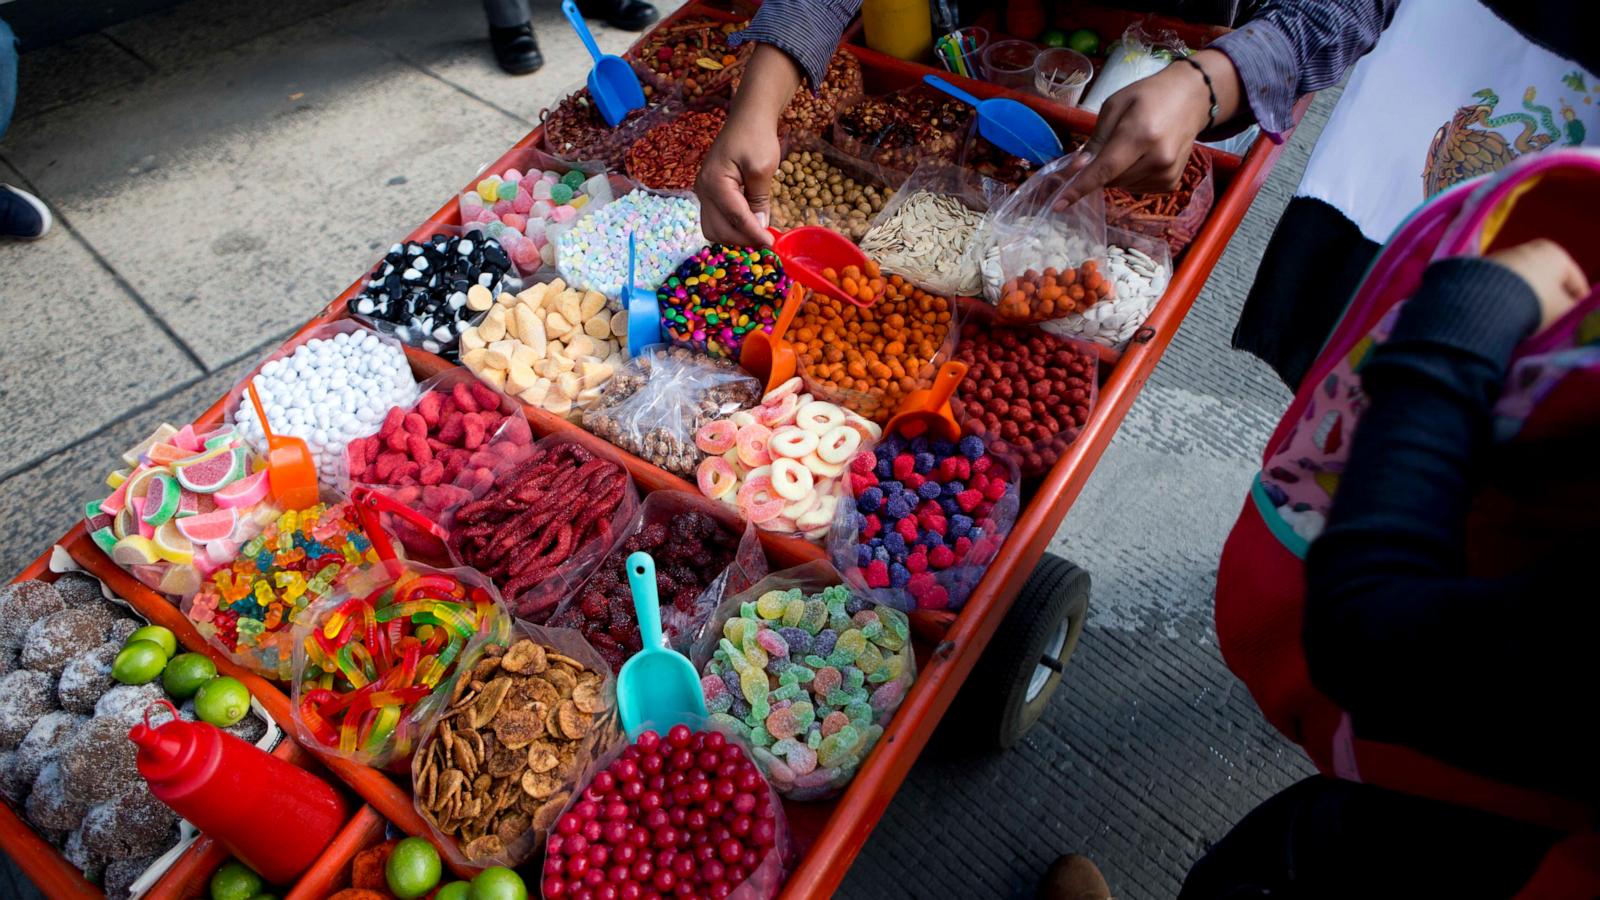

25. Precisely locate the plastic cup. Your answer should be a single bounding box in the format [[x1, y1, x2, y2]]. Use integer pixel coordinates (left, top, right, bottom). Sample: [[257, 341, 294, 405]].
[[982, 39, 1041, 92], [936, 26, 990, 80], [1033, 47, 1094, 107]]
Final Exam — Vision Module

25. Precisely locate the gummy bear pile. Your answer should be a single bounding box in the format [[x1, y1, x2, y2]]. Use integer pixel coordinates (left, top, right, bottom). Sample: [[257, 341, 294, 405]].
[[701, 584, 914, 800], [88, 423, 276, 598], [460, 166, 616, 274], [840, 433, 1015, 611], [185, 502, 381, 679]]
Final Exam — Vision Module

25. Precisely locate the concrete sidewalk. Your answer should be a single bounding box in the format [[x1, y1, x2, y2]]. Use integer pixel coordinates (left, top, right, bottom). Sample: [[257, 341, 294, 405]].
[[0, 1, 1332, 894]]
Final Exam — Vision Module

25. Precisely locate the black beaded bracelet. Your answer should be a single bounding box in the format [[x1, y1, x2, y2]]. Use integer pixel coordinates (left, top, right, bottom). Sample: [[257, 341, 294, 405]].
[[1180, 55, 1219, 132]]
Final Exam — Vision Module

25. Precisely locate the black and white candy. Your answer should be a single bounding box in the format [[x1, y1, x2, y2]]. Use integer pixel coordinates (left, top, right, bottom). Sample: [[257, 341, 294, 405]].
[[351, 230, 522, 358]]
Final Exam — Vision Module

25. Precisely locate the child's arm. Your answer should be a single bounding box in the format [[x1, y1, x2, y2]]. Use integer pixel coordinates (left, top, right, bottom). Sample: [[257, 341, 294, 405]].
[[1304, 240, 1593, 798]]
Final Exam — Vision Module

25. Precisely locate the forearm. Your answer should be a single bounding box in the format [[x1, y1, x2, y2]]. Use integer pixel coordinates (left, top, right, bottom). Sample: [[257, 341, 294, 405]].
[[728, 0, 859, 89], [728, 44, 804, 132], [1209, 0, 1397, 137]]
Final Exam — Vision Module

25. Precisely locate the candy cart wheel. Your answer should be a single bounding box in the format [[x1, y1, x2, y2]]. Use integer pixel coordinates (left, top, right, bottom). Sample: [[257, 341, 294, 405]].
[[948, 553, 1089, 750]]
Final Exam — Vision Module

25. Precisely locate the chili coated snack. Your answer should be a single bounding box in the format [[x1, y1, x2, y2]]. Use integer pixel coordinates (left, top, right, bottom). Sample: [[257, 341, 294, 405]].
[[624, 108, 728, 191], [951, 322, 1098, 477]]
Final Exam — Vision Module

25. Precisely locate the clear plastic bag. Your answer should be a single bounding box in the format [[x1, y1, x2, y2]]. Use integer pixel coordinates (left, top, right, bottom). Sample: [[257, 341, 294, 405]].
[[223, 320, 420, 490], [409, 621, 624, 869], [1105, 148, 1215, 257], [770, 135, 901, 242], [1040, 226, 1172, 349], [580, 345, 763, 478], [689, 560, 916, 801], [828, 435, 1020, 612], [859, 163, 1000, 298], [336, 368, 532, 567], [458, 145, 629, 278], [290, 561, 515, 770], [1080, 22, 1188, 113], [832, 84, 975, 175], [976, 151, 1111, 324], [443, 432, 640, 623], [545, 713, 792, 899], [550, 490, 769, 671]]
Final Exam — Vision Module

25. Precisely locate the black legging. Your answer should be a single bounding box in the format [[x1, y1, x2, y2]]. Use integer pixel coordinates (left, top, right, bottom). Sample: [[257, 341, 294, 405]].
[[1180, 776, 1560, 899]]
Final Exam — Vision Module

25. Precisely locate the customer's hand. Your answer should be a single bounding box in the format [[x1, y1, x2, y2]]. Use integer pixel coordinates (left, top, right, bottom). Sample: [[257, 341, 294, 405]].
[[696, 117, 782, 247], [1055, 49, 1243, 205], [1487, 239, 1589, 331]]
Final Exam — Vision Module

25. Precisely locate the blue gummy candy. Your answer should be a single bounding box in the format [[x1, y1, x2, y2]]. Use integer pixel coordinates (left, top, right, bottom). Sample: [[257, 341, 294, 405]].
[[916, 480, 943, 500], [873, 546, 891, 563], [939, 497, 960, 516], [889, 563, 910, 588], [844, 594, 867, 615], [814, 630, 838, 657], [882, 481, 903, 496], [855, 544, 874, 568], [885, 494, 914, 519], [931, 439, 956, 457], [868, 536, 884, 550], [856, 486, 883, 514], [883, 532, 908, 555], [951, 514, 974, 537], [882, 435, 906, 457], [875, 457, 894, 479], [779, 626, 812, 656], [919, 532, 944, 548], [944, 480, 965, 497], [913, 452, 936, 474], [909, 436, 929, 454], [959, 435, 985, 459]]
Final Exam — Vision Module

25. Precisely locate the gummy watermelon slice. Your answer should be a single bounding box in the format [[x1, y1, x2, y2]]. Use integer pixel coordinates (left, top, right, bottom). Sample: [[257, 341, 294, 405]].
[[174, 447, 246, 493], [214, 468, 270, 509], [142, 474, 181, 526], [175, 490, 216, 519], [175, 507, 240, 543]]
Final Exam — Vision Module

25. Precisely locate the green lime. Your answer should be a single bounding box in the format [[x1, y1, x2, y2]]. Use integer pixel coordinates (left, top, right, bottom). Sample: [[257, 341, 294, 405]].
[[1067, 28, 1101, 55], [437, 882, 472, 900], [469, 867, 528, 900], [163, 652, 218, 700], [195, 676, 251, 727], [126, 625, 177, 659], [209, 861, 263, 900], [385, 837, 443, 900], [247, 895, 279, 900], [1042, 29, 1067, 48], [112, 641, 168, 685]]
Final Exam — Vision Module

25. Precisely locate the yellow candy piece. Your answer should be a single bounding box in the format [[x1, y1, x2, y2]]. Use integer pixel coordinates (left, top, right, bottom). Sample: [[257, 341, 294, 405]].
[[106, 469, 129, 489], [755, 591, 787, 620], [152, 521, 195, 565], [110, 535, 160, 566], [570, 193, 590, 209]]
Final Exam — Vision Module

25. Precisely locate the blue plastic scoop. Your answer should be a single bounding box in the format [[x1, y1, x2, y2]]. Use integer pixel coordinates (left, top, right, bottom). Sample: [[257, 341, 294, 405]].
[[621, 231, 660, 357], [616, 551, 707, 739], [923, 74, 1064, 165], [562, 0, 646, 128]]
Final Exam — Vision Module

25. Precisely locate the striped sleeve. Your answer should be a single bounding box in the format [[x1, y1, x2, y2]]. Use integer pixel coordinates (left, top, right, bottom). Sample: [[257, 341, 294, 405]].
[[1209, 0, 1398, 139], [727, 0, 862, 89]]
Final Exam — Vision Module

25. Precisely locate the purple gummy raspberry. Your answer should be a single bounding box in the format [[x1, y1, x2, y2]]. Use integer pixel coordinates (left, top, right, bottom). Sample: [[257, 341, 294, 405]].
[[882, 481, 903, 496], [868, 536, 884, 550], [889, 563, 910, 588], [881, 435, 906, 457], [779, 626, 811, 656], [918, 532, 943, 548], [813, 629, 838, 657], [959, 435, 985, 460], [913, 452, 936, 474], [883, 532, 908, 556], [845, 594, 867, 615], [917, 480, 943, 500], [951, 514, 974, 537], [875, 457, 894, 479], [931, 439, 956, 457], [939, 497, 960, 516], [885, 493, 914, 520], [909, 436, 929, 454], [856, 545, 874, 568], [943, 480, 965, 497], [856, 486, 883, 514], [873, 545, 891, 563]]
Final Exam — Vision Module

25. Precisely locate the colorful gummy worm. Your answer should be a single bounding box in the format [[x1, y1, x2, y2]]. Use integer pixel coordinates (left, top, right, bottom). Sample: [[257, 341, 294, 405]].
[[297, 569, 510, 764], [700, 584, 913, 801], [658, 243, 793, 360], [187, 503, 379, 679]]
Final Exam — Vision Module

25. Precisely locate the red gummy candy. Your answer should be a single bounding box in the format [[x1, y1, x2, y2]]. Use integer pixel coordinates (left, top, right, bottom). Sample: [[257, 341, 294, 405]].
[[974, 456, 993, 474], [955, 490, 983, 513], [346, 437, 371, 472], [379, 407, 404, 439], [984, 478, 1008, 501], [463, 414, 487, 450], [907, 572, 937, 600], [417, 391, 443, 427], [918, 584, 950, 610], [904, 550, 929, 573], [850, 453, 875, 475], [929, 545, 956, 569], [500, 414, 532, 445], [902, 472, 925, 491], [895, 517, 919, 543], [452, 381, 480, 414], [470, 381, 501, 411], [393, 460, 420, 483], [917, 508, 946, 535], [849, 472, 878, 494], [384, 424, 409, 453], [403, 413, 427, 438], [864, 560, 890, 589], [860, 514, 882, 540], [374, 452, 403, 483], [892, 454, 915, 481], [437, 412, 466, 445], [406, 434, 433, 466], [954, 536, 973, 556], [419, 460, 445, 486]]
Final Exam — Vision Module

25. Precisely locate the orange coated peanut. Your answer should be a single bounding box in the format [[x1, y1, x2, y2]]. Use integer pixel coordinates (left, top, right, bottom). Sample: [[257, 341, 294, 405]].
[[996, 260, 1113, 323]]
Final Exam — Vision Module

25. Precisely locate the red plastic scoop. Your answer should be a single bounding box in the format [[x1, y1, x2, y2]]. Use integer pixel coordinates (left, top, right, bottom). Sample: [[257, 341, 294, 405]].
[[768, 226, 873, 307], [350, 486, 451, 578], [245, 381, 319, 511], [885, 361, 968, 441]]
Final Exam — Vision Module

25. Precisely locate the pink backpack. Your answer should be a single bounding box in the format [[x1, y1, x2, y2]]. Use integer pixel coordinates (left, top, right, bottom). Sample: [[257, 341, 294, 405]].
[[1215, 149, 1600, 857]]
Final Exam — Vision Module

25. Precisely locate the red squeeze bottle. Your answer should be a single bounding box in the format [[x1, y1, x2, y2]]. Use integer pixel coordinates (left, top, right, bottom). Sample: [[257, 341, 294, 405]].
[[128, 701, 349, 883]]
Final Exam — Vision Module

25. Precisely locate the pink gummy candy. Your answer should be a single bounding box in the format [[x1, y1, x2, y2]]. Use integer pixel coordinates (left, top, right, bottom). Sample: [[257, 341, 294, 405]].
[[812, 666, 842, 697], [531, 200, 554, 218], [491, 199, 514, 216], [702, 674, 728, 700], [765, 708, 799, 740], [548, 205, 579, 224], [502, 213, 528, 232], [755, 629, 789, 660], [784, 742, 818, 775], [513, 192, 533, 215]]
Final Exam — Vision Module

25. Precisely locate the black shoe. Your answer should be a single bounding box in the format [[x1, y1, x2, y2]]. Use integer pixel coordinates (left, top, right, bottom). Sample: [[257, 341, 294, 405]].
[[490, 22, 544, 75], [0, 184, 52, 240], [577, 0, 659, 31]]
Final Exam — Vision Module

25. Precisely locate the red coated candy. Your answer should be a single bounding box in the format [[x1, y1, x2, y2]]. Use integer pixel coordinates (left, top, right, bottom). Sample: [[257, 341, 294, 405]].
[[973, 456, 993, 474], [954, 536, 973, 556], [917, 508, 946, 535], [419, 460, 445, 485], [374, 451, 403, 482], [403, 412, 427, 437], [407, 435, 433, 466], [928, 545, 956, 569], [864, 560, 890, 588], [984, 478, 1007, 501], [860, 514, 882, 540], [438, 413, 465, 445], [904, 550, 928, 573], [906, 572, 938, 601], [849, 453, 875, 475], [470, 381, 501, 411], [901, 472, 925, 491], [463, 415, 487, 450], [895, 517, 919, 544], [892, 454, 915, 481], [452, 381, 480, 414], [955, 490, 983, 513], [849, 472, 878, 494], [917, 584, 950, 609], [379, 407, 405, 439], [417, 390, 443, 426]]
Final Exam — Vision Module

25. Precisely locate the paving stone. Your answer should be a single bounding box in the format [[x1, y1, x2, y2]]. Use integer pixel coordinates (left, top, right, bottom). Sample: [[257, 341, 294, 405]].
[[8, 32, 151, 121]]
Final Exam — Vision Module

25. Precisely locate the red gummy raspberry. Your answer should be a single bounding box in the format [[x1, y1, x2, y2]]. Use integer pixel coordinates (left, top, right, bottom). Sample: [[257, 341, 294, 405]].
[[895, 517, 920, 544], [849, 472, 879, 494], [417, 390, 443, 427], [918, 584, 950, 610], [917, 508, 946, 535], [973, 456, 993, 474], [864, 560, 890, 588], [956, 489, 983, 513], [452, 381, 480, 414], [419, 460, 445, 486], [860, 514, 882, 540], [902, 472, 925, 491], [892, 454, 916, 480], [907, 572, 938, 601], [936, 456, 963, 482], [904, 549, 929, 573], [984, 478, 1008, 501], [929, 545, 956, 569], [954, 536, 973, 556], [407, 434, 433, 466], [850, 453, 875, 475]]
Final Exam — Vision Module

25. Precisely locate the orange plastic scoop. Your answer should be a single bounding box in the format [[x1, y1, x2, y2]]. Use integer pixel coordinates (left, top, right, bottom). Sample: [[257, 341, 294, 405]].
[[885, 361, 968, 441], [245, 380, 319, 511], [740, 282, 806, 393], [768, 226, 874, 307]]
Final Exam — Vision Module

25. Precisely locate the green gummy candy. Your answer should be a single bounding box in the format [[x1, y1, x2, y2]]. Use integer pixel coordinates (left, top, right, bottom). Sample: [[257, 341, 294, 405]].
[[867, 670, 889, 684], [816, 729, 855, 769], [801, 600, 828, 634], [752, 696, 770, 721], [721, 639, 750, 672], [561, 169, 586, 188], [771, 684, 802, 703], [711, 712, 743, 731], [777, 668, 800, 687], [825, 688, 852, 707], [751, 726, 773, 747], [550, 183, 575, 203], [845, 701, 873, 724], [807, 730, 823, 749], [791, 701, 816, 730], [859, 621, 884, 641], [803, 655, 828, 669], [845, 668, 865, 691], [740, 601, 758, 618], [789, 665, 815, 683]]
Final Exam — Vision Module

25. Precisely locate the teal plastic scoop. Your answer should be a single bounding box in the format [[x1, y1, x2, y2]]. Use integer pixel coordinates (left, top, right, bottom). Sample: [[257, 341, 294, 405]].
[[616, 551, 707, 738], [923, 73, 1064, 165], [622, 230, 660, 357]]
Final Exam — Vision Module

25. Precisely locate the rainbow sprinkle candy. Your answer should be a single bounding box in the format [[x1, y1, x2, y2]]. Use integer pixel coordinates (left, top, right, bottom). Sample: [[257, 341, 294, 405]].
[[658, 244, 793, 360]]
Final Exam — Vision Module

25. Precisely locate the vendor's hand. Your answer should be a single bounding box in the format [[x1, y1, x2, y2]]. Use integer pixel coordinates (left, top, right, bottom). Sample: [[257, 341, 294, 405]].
[[696, 117, 781, 247], [1487, 239, 1589, 331], [1056, 49, 1242, 206]]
